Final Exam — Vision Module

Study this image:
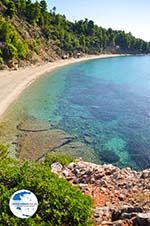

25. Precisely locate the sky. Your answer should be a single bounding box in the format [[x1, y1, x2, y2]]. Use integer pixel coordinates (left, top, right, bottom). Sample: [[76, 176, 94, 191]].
[[46, 0, 150, 42]]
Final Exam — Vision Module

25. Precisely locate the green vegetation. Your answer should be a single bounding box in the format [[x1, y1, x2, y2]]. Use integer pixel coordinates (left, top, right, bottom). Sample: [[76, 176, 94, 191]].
[[0, 15, 28, 60], [0, 0, 150, 67], [0, 145, 92, 225], [45, 152, 74, 167]]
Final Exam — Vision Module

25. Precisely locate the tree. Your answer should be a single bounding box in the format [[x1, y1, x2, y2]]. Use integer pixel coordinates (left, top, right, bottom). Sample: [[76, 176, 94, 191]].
[[26, 1, 41, 24], [14, 0, 21, 9], [19, 0, 26, 10], [14, 0, 26, 15], [40, 0, 47, 12], [33, 1, 41, 24], [1, 0, 10, 6], [52, 6, 56, 15], [6, 1, 17, 18], [26, 0, 31, 5], [87, 20, 94, 36]]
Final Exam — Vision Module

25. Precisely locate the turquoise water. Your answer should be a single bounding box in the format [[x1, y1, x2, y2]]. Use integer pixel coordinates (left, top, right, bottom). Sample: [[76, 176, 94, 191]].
[[5, 55, 150, 169]]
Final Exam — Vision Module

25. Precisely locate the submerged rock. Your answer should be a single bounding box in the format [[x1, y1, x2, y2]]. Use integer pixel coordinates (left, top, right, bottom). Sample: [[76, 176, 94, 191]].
[[84, 135, 94, 144], [17, 119, 52, 132], [53, 141, 99, 163], [100, 150, 120, 163], [16, 129, 75, 160], [15, 119, 97, 162]]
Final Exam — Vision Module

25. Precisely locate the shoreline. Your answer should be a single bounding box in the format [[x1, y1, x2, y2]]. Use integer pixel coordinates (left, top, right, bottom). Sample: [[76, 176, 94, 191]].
[[0, 54, 127, 119]]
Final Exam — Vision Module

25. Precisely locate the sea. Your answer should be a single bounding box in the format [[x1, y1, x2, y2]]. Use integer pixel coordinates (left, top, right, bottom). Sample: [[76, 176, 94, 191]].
[[2, 55, 150, 170]]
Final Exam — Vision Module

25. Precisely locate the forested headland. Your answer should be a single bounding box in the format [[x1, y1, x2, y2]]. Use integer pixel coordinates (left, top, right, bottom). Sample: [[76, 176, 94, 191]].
[[0, 0, 150, 68]]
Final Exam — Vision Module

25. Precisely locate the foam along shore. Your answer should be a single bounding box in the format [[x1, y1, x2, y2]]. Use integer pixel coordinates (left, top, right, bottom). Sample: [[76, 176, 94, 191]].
[[0, 54, 126, 119]]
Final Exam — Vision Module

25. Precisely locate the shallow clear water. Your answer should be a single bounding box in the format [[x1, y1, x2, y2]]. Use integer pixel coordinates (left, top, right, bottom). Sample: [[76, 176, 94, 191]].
[[3, 55, 150, 169]]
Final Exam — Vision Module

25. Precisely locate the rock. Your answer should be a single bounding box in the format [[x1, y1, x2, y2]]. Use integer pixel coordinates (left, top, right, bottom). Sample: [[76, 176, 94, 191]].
[[49, 159, 150, 225], [62, 54, 69, 59], [136, 213, 150, 219], [91, 177, 96, 183], [141, 170, 150, 179], [51, 162, 63, 174], [62, 169, 69, 177], [132, 212, 150, 226], [84, 135, 93, 144], [8, 59, 18, 70], [94, 206, 111, 224], [118, 193, 126, 201], [112, 207, 143, 221], [95, 172, 105, 179], [17, 119, 51, 132], [68, 162, 76, 169]]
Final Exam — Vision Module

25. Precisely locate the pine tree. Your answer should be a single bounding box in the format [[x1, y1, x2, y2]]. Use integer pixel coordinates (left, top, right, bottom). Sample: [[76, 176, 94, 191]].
[[7, 1, 17, 18], [40, 0, 47, 12]]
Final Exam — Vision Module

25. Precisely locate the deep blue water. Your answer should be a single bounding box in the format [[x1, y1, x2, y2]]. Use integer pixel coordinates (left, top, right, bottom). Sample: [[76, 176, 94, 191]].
[[5, 56, 150, 169]]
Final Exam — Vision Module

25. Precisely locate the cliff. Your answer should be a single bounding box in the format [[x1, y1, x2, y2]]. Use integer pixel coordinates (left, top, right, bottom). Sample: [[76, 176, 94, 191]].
[[51, 160, 150, 226]]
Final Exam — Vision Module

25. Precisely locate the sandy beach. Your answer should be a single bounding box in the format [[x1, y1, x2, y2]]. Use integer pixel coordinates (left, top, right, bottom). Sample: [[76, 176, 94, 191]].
[[0, 54, 125, 119]]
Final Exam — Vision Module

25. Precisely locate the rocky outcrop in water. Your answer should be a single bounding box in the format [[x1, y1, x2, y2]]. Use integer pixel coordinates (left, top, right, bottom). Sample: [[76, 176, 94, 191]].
[[51, 160, 150, 226], [15, 120, 97, 162]]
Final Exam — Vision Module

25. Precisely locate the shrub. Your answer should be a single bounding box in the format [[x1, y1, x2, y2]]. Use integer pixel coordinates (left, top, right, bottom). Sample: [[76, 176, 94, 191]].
[[44, 152, 74, 167], [0, 17, 28, 60], [0, 56, 4, 69], [7, 43, 18, 59], [0, 147, 92, 226], [26, 39, 41, 54], [0, 144, 9, 159]]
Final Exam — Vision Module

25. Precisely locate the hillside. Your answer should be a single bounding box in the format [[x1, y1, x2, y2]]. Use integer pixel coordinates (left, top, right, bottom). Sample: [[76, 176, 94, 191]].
[[0, 0, 150, 69]]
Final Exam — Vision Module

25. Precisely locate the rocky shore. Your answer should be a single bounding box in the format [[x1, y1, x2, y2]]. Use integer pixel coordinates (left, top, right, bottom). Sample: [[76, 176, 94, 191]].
[[51, 160, 150, 226]]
